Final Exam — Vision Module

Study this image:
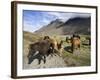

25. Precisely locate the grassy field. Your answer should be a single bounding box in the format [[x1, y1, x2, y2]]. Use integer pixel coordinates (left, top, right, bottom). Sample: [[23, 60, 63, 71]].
[[58, 35, 91, 67], [23, 31, 91, 67]]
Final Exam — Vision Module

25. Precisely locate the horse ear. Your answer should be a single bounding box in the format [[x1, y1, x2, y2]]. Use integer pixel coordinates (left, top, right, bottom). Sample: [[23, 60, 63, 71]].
[[44, 36, 50, 40], [57, 40, 63, 49]]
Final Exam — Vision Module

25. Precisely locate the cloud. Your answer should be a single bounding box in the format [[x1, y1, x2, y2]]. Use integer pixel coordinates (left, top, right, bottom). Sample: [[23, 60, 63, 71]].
[[46, 12, 90, 22]]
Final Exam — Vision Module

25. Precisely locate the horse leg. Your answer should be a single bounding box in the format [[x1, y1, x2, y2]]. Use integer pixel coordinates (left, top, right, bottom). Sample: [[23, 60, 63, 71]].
[[71, 44, 74, 53], [78, 44, 80, 48], [38, 58, 41, 64], [78, 44, 81, 54], [43, 55, 46, 64], [78, 44, 80, 51], [38, 54, 42, 64]]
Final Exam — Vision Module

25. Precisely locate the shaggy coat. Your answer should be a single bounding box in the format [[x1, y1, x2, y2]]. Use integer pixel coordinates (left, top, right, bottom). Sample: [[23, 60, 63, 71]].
[[27, 36, 64, 64], [71, 34, 81, 53], [27, 40, 56, 64]]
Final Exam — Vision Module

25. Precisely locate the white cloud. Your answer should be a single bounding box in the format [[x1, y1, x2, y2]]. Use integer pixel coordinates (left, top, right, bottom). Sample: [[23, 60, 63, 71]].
[[46, 12, 90, 22]]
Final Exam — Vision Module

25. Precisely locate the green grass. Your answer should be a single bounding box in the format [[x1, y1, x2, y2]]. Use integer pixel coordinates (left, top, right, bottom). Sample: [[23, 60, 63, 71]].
[[62, 39, 91, 67], [52, 34, 91, 67]]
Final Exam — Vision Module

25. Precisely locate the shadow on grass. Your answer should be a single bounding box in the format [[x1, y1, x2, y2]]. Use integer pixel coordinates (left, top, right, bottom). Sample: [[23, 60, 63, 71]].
[[82, 43, 90, 46], [64, 46, 72, 53]]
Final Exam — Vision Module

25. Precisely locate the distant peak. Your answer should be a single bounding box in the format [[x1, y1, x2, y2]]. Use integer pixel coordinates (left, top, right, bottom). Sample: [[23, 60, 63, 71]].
[[65, 17, 91, 24], [47, 18, 64, 26], [55, 19, 63, 22]]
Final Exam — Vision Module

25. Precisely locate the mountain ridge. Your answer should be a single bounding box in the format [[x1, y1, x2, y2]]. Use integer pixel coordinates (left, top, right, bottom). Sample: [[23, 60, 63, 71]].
[[34, 17, 91, 35]]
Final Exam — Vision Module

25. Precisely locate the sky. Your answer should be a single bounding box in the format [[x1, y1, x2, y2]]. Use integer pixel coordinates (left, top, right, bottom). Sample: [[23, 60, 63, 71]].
[[23, 10, 90, 32]]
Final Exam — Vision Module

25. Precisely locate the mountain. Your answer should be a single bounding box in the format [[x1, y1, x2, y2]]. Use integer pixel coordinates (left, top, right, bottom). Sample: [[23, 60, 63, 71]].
[[34, 17, 91, 35]]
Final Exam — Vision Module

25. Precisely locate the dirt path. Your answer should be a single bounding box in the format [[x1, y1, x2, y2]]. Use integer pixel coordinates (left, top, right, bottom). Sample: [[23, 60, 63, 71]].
[[23, 54, 67, 69]]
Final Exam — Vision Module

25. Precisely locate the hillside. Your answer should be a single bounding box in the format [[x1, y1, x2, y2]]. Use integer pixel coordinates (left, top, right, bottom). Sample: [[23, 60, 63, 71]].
[[34, 17, 91, 35]]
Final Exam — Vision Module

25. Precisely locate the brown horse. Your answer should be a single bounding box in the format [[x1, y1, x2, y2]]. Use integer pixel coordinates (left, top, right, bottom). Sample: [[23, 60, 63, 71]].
[[44, 36, 58, 52], [71, 34, 81, 53], [44, 36, 63, 56], [27, 35, 62, 64], [27, 40, 56, 64]]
